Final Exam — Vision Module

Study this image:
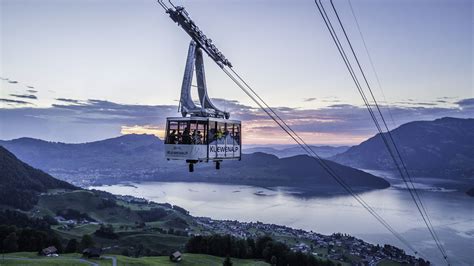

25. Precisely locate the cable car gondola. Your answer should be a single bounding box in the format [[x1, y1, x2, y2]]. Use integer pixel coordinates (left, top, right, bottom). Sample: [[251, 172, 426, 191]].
[[165, 117, 241, 172], [164, 41, 241, 172]]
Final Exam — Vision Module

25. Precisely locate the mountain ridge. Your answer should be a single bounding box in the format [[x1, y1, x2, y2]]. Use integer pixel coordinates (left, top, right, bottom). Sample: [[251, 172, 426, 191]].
[[0, 146, 77, 210], [243, 145, 349, 158], [0, 134, 389, 193], [332, 117, 474, 179]]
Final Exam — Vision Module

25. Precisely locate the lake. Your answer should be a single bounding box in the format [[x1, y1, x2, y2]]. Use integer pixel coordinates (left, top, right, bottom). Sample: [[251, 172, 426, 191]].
[[90, 172, 473, 265]]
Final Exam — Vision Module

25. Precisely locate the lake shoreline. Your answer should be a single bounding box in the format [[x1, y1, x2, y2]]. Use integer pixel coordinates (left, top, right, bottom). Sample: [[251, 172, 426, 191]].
[[90, 179, 474, 265]]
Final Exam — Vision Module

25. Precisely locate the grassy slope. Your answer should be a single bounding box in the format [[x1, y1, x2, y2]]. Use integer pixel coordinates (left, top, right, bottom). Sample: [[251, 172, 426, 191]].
[[37, 190, 142, 223], [0, 252, 92, 266], [0, 260, 88, 266], [1, 252, 269, 266], [35, 190, 193, 255], [113, 254, 269, 266]]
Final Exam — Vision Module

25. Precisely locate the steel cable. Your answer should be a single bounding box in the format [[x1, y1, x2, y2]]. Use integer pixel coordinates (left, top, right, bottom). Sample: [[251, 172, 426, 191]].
[[315, 0, 449, 263]]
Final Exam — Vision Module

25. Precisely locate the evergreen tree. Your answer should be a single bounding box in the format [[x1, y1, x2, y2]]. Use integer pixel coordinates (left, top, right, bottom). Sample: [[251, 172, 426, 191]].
[[121, 248, 130, 257], [80, 234, 94, 251], [3, 232, 18, 252], [65, 239, 78, 253], [223, 255, 233, 266], [49, 235, 63, 253]]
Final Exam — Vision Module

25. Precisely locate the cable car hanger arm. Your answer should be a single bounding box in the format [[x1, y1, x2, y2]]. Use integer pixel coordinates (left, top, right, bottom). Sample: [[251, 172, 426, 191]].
[[157, 0, 232, 68]]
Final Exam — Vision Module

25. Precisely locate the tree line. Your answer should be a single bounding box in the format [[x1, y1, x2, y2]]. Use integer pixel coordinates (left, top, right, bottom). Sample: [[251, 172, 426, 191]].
[[185, 235, 334, 266], [0, 210, 97, 254], [0, 210, 59, 253]]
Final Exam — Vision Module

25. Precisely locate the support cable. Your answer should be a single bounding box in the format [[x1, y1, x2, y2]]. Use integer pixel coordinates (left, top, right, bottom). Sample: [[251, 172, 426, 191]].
[[222, 67, 422, 257], [156, 0, 169, 11], [314, 0, 449, 263], [346, 0, 397, 129], [328, 1, 448, 262], [346, 0, 447, 259]]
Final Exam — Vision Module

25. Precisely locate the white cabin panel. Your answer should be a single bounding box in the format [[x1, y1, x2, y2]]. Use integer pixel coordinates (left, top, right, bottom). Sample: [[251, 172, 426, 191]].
[[165, 144, 207, 160]]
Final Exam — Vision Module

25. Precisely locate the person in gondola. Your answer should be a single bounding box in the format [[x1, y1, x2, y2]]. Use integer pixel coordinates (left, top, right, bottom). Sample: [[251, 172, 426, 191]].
[[191, 130, 198, 144], [197, 131, 203, 144], [234, 131, 240, 144], [216, 128, 225, 144], [168, 130, 177, 144], [182, 127, 192, 144], [216, 128, 223, 140], [208, 128, 216, 144]]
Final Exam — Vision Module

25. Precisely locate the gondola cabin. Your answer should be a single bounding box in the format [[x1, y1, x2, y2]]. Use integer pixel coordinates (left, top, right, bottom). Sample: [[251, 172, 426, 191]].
[[165, 37, 241, 172], [165, 117, 241, 171]]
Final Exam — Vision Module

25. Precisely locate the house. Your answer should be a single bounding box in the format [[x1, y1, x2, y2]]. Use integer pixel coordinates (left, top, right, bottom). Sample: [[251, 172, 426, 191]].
[[54, 216, 66, 222], [41, 246, 58, 256], [82, 247, 102, 258], [169, 251, 182, 262]]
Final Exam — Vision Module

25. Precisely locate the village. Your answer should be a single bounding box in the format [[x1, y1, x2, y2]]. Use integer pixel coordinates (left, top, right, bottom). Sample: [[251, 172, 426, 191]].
[[101, 193, 427, 265], [195, 217, 426, 265]]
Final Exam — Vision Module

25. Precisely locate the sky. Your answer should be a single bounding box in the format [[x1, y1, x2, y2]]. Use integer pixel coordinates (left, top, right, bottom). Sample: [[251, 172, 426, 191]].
[[0, 0, 473, 145]]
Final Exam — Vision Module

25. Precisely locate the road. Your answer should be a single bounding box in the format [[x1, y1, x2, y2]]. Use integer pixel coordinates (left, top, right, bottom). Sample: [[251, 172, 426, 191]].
[[103, 256, 117, 266]]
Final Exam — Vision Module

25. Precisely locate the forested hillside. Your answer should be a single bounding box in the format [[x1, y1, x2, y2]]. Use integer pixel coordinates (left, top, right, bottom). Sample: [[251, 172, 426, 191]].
[[0, 146, 76, 210]]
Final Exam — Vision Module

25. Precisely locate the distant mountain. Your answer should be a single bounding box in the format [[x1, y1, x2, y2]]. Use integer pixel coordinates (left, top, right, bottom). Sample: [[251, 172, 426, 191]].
[[186, 152, 390, 194], [0, 134, 165, 171], [0, 146, 76, 210], [0, 134, 389, 193], [332, 117, 474, 179], [243, 145, 349, 158]]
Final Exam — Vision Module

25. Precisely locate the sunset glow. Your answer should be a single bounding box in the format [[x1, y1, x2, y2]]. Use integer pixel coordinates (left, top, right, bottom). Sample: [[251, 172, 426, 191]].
[[121, 125, 166, 139], [120, 122, 370, 146]]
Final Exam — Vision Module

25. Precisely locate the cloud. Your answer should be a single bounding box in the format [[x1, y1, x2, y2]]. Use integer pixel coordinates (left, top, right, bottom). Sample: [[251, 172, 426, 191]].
[[50, 99, 177, 125], [0, 98, 33, 105], [456, 98, 474, 109], [327, 104, 355, 108], [395, 101, 438, 106], [0, 97, 473, 144], [9, 94, 38, 100], [55, 98, 81, 104], [303, 97, 317, 102], [217, 98, 474, 144], [27, 89, 38, 93], [0, 99, 176, 143]]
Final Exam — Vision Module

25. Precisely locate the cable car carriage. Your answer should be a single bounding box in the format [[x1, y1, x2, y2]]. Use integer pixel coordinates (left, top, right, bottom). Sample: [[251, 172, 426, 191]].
[[165, 41, 241, 172], [165, 117, 241, 171]]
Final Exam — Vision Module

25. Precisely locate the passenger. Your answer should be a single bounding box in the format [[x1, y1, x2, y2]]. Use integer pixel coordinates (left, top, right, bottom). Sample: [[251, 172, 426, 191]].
[[215, 128, 223, 144], [197, 131, 203, 144], [234, 131, 241, 144], [182, 127, 191, 144], [208, 128, 216, 143], [191, 130, 198, 144], [177, 132, 183, 144], [168, 130, 177, 144], [216, 129, 223, 140]]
